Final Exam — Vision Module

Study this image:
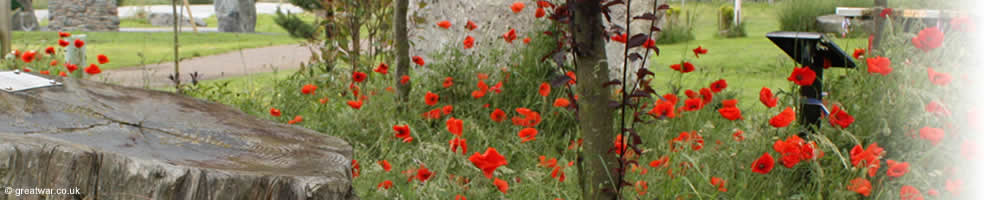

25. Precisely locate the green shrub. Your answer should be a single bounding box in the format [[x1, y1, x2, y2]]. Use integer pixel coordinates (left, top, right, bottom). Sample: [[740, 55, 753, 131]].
[[656, 7, 695, 44], [777, 0, 870, 32], [717, 5, 746, 38]]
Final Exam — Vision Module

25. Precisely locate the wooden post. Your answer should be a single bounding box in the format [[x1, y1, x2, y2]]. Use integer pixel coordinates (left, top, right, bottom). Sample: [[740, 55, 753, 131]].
[[871, 0, 887, 51], [172, 0, 180, 91], [0, 0, 10, 56], [183, 0, 198, 33]]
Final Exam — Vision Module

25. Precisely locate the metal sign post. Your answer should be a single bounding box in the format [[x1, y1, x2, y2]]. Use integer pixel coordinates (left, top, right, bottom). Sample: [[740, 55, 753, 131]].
[[767, 32, 857, 134]]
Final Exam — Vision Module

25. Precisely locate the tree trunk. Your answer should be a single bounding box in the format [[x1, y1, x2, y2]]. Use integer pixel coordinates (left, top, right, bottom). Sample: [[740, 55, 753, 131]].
[[393, 0, 411, 103], [323, 9, 337, 72], [573, 1, 618, 199]]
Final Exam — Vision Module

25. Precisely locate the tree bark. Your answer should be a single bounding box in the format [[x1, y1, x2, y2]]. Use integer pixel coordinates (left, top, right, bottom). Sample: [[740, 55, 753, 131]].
[[393, 0, 411, 103], [573, 1, 618, 199]]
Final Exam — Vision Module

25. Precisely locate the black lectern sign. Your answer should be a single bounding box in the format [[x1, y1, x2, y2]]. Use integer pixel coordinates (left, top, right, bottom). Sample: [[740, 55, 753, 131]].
[[766, 31, 855, 133]]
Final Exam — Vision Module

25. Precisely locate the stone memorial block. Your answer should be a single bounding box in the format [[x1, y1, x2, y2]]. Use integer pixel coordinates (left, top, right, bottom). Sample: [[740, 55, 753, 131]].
[[47, 0, 120, 31], [0, 74, 357, 199], [215, 0, 256, 32]]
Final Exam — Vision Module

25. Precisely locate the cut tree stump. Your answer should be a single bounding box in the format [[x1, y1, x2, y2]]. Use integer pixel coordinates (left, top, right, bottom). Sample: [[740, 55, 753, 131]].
[[0, 76, 356, 200]]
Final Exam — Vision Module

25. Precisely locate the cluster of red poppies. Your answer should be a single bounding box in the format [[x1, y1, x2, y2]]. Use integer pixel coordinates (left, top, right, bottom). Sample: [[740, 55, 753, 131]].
[[12, 32, 108, 76]]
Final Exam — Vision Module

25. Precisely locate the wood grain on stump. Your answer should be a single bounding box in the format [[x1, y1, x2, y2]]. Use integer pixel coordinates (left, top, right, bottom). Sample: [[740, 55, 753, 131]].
[[0, 77, 356, 200]]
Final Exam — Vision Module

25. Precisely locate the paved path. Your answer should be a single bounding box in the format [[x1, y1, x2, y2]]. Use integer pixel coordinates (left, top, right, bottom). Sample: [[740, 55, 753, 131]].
[[36, 3, 304, 20], [104, 44, 313, 88]]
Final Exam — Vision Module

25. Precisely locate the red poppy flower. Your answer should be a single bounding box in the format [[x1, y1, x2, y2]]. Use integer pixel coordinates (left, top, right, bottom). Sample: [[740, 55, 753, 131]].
[[718, 106, 742, 121], [518, 127, 538, 143], [722, 99, 738, 107], [711, 177, 727, 192], [912, 27, 944, 52], [759, 87, 778, 108], [469, 147, 508, 178], [59, 71, 67, 77], [510, 2, 525, 13], [269, 108, 281, 117], [511, 108, 542, 127], [374, 63, 389, 74], [437, 77, 452, 89], [424, 91, 439, 106], [346, 100, 363, 109], [393, 125, 412, 142], [709, 79, 727, 93], [523, 37, 531, 44], [926, 68, 951, 86], [22, 68, 30, 72], [471, 90, 486, 99], [538, 82, 551, 96], [380, 160, 392, 172], [538, 156, 558, 168], [566, 71, 577, 85], [787, 66, 816, 86], [97, 54, 109, 64], [852, 48, 865, 59], [491, 109, 506, 122], [670, 62, 695, 73], [670, 131, 704, 151], [925, 101, 950, 116], [879, 8, 893, 17], [73, 39, 85, 48], [919, 126, 944, 145], [732, 130, 745, 142], [319, 97, 329, 104], [886, 160, 909, 177], [900, 185, 922, 200], [455, 194, 467, 200], [65, 64, 78, 73], [416, 165, 434, 182], [45, 46, 55, 55], [400, 75, 410, 85], [301, 84, 318, 95], [58, 32, 71, 38], [503, 28, 518, 43], [866, 56, 892, 76], [648, 99, 676, 119], [684, 89, 698, 99], [693, 46, 708, 58], [535, 7, 545, 18], [20, 50, 35, 63], [463, 36, 475, 49], [442, 105, 453, 115], [946, 179, 963, 195], [635, 180, 648, 195], [611, 33, 628, 43], [351, 160, 360, 177], [769, 107, 795, 128], [58, 39, 69, 47], [465, 20, 478, 30], [412, 56, 425, 67], [49, 60, 58, 66], [682, 98, 703, 111], [847, 178, 872, 197], [84, 64, 101, 75], [553, 98, 570, 108], [348, 71, 366, 83], [493, 178, 509, 194], [491, 81, 504, 93], [38, 70, 49, 75], [288, 115, 303, 124], [437, 20, 452, 29], [649, 155, 670, 168], [449, 137, 467, 155], [751, 152, 775, 174], [828, 105, 855, 129], [850, 143, 885, 169], [699, 88, 713, 102], [376, 180, 393, 189], [446, 117, 463, 137], [642, 39, 656, 48]]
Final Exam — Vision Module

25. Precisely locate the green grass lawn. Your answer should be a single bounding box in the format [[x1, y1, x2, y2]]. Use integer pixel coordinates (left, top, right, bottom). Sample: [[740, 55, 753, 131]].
[[649, 2, 867, 111], [12, 31, 301, 70]]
